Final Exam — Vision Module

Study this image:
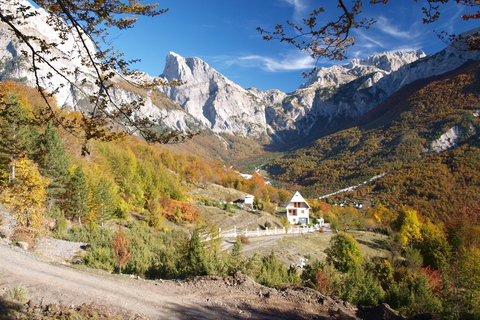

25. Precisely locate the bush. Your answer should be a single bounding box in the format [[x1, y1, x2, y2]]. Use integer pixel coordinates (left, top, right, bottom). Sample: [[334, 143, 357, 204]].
[[52, 217, 68, 238], [83, 246, 114, 272], [385, 271, 442, 317], [4, 285, 29, 303], [240, 235, 250, 244], [339, 269, 385, 306], [45, 206, 64, 219]]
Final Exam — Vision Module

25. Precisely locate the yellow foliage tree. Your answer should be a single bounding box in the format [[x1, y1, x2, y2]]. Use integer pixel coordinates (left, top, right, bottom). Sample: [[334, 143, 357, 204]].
[[1, 157, 50, 231], [398, 209, 423, 248]]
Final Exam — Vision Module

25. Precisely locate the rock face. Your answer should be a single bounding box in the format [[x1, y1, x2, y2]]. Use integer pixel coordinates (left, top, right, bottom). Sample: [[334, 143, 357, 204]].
[[157, 36, 479, 143], [1, 1, 479, 146], [0, 0, 200, 133], [158, 52, 276, 138]]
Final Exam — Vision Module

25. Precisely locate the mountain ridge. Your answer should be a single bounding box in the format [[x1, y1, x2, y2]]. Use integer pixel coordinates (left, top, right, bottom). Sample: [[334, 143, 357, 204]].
[[0, 0, 479, 157]]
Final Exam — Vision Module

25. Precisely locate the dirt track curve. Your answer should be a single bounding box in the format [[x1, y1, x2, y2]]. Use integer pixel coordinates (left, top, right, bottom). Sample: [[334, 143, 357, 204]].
[[0, 243, 361, 319]]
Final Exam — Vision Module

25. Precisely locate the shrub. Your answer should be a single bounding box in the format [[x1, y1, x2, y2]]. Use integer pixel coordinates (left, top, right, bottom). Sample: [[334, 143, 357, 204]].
[[339, 269, 385, 306], [4, 285, 29, 303], [45, 206, 64, 219], [53, 217, 68, 238], [240, 235, 250, 244], [11, 227, 34, 247], [83, 246, 114, 272], [385, 271, 442, 317]]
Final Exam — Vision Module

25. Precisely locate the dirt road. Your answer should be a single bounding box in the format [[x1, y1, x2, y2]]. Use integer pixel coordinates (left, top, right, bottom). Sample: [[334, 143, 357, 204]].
[[0, 243, 356, 319]]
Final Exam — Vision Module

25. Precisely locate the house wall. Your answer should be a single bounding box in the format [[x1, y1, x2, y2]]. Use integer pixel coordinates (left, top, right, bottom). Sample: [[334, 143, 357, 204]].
[[286, 202, 309, 224]]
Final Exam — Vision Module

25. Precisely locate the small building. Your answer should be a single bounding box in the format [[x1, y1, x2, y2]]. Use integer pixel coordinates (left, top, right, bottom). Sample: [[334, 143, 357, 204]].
[[244, 194, 254, 207], [285, 191, 310, 225]]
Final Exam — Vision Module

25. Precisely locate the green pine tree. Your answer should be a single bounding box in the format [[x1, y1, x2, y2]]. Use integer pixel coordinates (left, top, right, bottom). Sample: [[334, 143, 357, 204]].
[[0, 93, 39, 182], [40, 122, 70, 205], [184, 229, 207, 277], [67, 166, 89, 227], [93, 178, 116, 228]]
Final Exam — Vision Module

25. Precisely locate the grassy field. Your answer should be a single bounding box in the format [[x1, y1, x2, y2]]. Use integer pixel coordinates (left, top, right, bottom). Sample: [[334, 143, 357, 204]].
[[228, 230, 390, 267], [188, 183, 391, 268]]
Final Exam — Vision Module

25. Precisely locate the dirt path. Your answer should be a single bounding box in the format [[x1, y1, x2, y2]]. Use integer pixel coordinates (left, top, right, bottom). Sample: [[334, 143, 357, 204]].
[[0, 244, 195, 319], [0, 242, 361, 319]]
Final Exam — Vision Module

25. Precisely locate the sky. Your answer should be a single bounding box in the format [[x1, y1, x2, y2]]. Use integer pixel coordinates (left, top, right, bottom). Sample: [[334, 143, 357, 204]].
[[106, 0, 479, 93]]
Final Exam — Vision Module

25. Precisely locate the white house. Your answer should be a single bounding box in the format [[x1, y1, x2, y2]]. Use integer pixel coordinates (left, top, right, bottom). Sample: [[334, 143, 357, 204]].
[[285, 191, 310, 225], [244, 194, 254, 207]]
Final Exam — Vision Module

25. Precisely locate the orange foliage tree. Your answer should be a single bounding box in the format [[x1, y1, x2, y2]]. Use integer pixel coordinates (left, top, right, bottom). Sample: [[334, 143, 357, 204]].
[[112, 227, 131, 275]]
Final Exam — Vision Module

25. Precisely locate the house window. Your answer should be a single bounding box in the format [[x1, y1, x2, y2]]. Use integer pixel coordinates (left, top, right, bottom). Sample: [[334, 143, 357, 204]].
[[301, 210, 304, 214]]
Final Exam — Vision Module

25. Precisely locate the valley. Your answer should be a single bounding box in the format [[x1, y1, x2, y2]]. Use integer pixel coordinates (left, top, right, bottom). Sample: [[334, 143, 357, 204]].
[[0, 1, 480, 319]]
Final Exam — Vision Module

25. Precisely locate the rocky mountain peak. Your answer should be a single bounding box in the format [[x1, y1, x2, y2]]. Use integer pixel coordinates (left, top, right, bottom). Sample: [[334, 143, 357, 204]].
[[299, 50, 426, 89]]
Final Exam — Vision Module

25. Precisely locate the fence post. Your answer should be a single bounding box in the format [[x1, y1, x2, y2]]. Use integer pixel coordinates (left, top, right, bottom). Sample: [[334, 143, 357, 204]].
[[274, 227, 277, 235], [266, 227, 268, 235], [245, 228, 248, 237], [283, 227, 285, 234], [290, 226, 293, 234], [257, 228, 259, 236]]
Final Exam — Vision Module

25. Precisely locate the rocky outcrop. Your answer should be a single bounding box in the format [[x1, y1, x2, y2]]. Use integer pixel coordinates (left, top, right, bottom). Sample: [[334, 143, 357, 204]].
[[0, 0, 199, 134], [157, 52, 272, 138]]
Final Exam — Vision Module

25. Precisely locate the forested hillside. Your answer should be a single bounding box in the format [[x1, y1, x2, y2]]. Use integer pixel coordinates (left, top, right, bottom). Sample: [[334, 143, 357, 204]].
[[265, 61, 480, 223], [2, 78, 480, 319], [0, 80, 288, 228]]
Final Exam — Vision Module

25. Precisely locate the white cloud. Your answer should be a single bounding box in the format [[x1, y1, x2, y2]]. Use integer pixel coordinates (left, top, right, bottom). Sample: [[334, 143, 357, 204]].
[[375, 16, 421, 39], [218, 52, 316, 72], [282, 0, 309, 21]]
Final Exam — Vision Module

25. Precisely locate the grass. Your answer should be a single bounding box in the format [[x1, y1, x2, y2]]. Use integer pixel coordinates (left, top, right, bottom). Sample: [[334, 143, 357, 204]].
[[3, 285, 29, 303], [231, 229, 391, 267]]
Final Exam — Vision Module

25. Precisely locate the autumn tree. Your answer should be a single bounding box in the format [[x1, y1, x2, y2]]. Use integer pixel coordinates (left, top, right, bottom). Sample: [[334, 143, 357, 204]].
[[112, 226, 131, 275], [0, 0, 196, 152], [416, 219, 450, 270], [1, 157, 49, 231], [258, 0, 480, 73], [326, 232, 363, 273], [396, 208, 423, 249]]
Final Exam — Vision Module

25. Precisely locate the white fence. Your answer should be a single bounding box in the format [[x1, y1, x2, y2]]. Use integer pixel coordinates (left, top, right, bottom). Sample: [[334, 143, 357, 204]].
[[217, 223, 324, 239]]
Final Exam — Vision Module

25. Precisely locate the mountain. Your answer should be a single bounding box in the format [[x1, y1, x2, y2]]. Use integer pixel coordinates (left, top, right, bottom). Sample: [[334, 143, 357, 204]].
[[157, 30, 479, 146], [156, 50, 427, 143], [265, 59, 480, 221], [0, 0, 479, 158]]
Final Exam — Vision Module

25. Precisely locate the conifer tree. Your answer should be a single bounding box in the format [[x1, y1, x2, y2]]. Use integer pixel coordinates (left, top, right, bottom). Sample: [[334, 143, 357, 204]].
[[40, 122, 70, 205], [67, 166, 89, 227], [184, 229, 207, 277], [0, 93, 38, 181], [92, 178, 116, 228]]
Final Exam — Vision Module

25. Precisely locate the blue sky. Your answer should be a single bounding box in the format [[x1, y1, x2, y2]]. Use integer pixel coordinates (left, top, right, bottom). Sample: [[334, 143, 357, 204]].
[[108, 0, 479, 93]]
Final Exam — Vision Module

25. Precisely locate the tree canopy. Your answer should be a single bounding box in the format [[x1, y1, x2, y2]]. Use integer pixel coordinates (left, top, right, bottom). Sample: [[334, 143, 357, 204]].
[[0, 0, 195, 153]]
